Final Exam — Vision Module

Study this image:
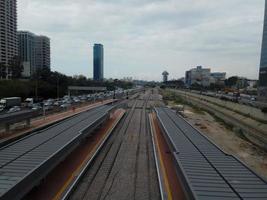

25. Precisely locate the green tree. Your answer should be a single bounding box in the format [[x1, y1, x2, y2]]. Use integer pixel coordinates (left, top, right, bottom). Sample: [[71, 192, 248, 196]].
[[225, 76, 238, 87], [190, 82, 202, 90], [8, 56, 23, 79], [0, 63, 7, 79]]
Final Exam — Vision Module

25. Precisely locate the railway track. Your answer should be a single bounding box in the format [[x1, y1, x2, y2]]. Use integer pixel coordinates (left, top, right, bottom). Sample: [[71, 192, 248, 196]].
[[66, 91, 161, 200], [7, 88, 265, 200], [3, 88, 266, 200], [0, 105, 114, 200]]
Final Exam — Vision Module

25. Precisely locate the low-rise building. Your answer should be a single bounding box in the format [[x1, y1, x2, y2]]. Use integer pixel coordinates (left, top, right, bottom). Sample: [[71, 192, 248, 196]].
[[247, 79, 258, 89], [185, 66, 211, 87], [210, 72, 226, 85], [236, 77, 249, 89]]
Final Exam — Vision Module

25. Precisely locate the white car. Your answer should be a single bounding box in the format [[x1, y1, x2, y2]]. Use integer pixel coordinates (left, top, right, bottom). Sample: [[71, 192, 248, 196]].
[[7, 106, 21, 113], [60, 103, 71, 109], [73, 98, 80, 103], [32, 104, 42, 111], [250, 97, 256, 101]]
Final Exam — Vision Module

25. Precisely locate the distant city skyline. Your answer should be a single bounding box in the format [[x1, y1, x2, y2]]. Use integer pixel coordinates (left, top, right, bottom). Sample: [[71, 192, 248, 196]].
[[18, 0, 265, 81]]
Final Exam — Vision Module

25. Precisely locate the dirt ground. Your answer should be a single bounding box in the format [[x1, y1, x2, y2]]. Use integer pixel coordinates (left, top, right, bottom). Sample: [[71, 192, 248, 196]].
[[181, 104, 267, 180]]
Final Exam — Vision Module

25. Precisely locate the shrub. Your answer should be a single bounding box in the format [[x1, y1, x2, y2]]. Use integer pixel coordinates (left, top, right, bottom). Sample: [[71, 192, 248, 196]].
[[261, 107, 267, 113]]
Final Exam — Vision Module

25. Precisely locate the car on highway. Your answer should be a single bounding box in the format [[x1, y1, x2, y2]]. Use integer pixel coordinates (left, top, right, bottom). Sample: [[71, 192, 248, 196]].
[[73, 98, 81, 103], [7, 106, 21, 113], [43, 105, 54, 111], [43, 102, 53, 106], [53, 101, 64, 106], [250, 97, 257, 101], [31, 103, 42, 111], [60, 103, 71, 109]]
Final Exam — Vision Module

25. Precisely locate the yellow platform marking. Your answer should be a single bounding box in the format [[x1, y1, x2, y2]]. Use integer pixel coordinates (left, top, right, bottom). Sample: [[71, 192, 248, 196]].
[[150, 114, 173, 200], [52, 111, 125, 200]]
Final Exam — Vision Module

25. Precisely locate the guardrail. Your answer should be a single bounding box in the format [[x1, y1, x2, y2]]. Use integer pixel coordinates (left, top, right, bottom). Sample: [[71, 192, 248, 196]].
[[0, 110, 40, 132]]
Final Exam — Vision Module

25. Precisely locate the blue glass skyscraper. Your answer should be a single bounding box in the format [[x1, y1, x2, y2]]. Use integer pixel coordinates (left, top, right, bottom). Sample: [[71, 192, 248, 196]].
[[259, 0, 267, 101], [93, 44, 104, 81]]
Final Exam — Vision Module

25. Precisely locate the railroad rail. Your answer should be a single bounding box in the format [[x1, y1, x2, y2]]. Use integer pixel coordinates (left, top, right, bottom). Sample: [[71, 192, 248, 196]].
[[60, 110, 125, 200], [67, 91, 161, 200], [0, 105, 114, 200], [155, 107, 267, 200]]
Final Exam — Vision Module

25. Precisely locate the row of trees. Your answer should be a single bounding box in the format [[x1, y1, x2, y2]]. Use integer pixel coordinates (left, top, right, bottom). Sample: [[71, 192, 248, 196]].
[[0, 67, 134, 99], [161, 76, 258, 92], [0, 56, 24, 79]]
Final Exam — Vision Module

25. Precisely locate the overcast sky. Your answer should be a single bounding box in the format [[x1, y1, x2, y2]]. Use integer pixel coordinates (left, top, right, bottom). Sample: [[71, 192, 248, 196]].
[[18, 0, 265, 81]]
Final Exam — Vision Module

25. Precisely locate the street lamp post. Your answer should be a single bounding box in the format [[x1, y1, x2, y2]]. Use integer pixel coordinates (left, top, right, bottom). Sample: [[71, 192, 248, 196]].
[[57, 77, 59, 100]]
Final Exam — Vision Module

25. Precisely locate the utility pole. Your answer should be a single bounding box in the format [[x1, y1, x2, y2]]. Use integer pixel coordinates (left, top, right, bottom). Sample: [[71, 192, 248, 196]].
[[35, 75, 38, 101], [57, 76, 59, 100]]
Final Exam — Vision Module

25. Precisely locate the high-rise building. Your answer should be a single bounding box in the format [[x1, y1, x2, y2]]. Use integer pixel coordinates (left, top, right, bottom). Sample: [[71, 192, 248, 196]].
[[185, 70, 192, 86], [17, 32, 51, 77], [35, 36, 51, 71], [259, 0, 267, 101], [0, 0, 18, 79], [93, 44, 104, 81], [18, 31, 36, 77]]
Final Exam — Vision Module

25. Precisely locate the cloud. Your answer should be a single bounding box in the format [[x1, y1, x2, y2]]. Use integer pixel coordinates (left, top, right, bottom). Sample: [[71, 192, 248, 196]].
[[18, 0, 265, 80]]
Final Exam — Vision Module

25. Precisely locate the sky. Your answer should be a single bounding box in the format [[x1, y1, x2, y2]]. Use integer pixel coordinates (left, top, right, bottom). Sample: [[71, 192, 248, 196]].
[[18, 0, 265, 81]]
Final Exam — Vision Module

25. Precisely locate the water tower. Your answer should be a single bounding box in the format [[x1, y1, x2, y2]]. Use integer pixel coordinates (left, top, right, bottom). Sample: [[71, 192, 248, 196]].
[[162, 71, 169, 82]]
